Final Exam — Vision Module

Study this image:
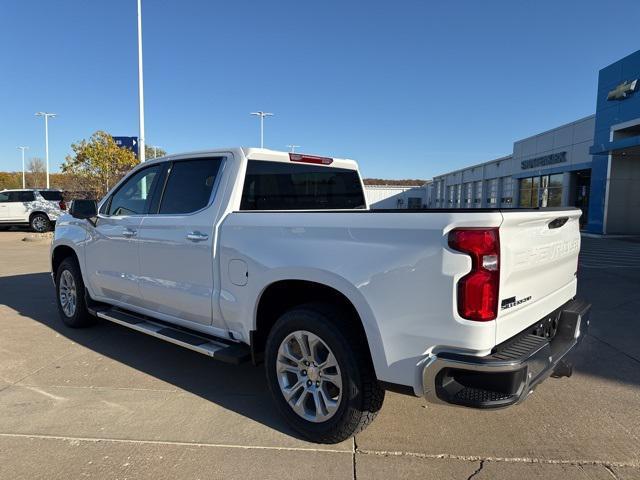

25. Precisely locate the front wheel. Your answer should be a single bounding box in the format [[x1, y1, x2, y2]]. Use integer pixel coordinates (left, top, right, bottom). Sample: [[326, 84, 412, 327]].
[[55, 257, 94, 328], [265, 304, 384, 443]]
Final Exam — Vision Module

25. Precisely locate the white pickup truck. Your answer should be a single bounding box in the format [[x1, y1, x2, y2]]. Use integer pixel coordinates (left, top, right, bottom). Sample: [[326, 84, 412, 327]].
[[51, 148, 590, 443]]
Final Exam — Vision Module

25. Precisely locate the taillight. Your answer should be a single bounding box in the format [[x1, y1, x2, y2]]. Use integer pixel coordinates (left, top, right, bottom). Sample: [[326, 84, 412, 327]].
[[59, 200, 66, 210], [289, 153, 333, 165], [448, 228, 500, 321]]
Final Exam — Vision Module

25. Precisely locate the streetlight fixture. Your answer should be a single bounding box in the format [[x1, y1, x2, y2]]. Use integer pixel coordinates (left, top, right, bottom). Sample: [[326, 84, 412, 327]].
[[34, 112, 56, 189], [17, 146, 29, 188], [137, 0, 146, 163], [149, 144, 162, 158], [286, 144, 300, 153], [250, 111, 274, 148]]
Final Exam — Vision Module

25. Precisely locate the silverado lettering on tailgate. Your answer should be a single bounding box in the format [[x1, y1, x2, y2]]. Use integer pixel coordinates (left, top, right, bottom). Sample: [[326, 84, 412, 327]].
[[513, 238, 579, 269]]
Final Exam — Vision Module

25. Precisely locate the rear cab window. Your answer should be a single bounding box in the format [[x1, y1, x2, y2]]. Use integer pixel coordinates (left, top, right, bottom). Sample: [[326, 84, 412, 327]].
[[240, 160, 366, 210]]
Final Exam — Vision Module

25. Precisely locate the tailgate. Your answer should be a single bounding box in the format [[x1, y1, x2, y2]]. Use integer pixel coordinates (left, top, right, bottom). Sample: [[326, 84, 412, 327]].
[[496, 208, 581, 344]]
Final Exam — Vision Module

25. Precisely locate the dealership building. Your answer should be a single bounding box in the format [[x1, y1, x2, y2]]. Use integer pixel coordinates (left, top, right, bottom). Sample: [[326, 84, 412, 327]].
[[431, 49, 640, 235]]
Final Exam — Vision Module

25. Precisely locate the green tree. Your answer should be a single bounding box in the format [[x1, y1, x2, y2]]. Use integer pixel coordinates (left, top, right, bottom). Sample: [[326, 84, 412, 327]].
[[62, 131, 138, 197], [145, 145, 167, 159]]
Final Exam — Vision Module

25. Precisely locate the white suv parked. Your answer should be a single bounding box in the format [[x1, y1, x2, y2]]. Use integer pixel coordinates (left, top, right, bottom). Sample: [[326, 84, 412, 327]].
[[0, 189, 66, 232]]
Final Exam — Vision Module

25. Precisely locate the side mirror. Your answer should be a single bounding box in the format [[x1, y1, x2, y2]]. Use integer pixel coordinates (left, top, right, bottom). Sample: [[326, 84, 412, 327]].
[[69, 199, 98, 220]]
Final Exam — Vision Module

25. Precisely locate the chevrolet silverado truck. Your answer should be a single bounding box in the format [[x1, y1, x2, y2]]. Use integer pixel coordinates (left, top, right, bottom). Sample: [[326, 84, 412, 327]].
[[51, 148, 590, 443]]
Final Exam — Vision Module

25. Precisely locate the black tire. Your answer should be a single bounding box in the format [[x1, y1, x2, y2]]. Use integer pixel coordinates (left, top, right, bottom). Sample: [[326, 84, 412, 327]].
[[265, 303, 384, 443], [55, 257, 94, 328], [30, 213, 51, 233]]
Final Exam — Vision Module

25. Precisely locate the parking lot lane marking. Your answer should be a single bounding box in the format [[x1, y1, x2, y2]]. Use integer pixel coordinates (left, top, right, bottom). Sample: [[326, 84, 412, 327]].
[[0, 347, 81, 395], [354, 449, 640, 469], [22, 386, 68, 402], [0, 433, 352, 455], [0, 434, 637, 469], [15, 384, 179, 393]]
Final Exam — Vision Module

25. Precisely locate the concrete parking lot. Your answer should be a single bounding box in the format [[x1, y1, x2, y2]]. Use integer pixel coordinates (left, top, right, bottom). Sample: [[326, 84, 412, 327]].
[[0, 231, 639, 479]]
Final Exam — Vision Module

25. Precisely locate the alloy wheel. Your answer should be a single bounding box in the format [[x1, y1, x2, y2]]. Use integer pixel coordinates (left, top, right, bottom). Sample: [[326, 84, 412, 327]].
[[59, 270, 77, 318], [276, 330, 343, 423]]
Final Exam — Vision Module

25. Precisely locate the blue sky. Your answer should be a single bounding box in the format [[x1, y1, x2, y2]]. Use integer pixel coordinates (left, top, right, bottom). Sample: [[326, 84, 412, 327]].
[[1, 0, 639, 179]]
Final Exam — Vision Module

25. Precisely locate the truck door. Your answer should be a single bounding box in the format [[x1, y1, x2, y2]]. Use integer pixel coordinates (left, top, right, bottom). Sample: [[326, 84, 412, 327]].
[[85, 164, 165, 305], [137, 156, 227, 331]]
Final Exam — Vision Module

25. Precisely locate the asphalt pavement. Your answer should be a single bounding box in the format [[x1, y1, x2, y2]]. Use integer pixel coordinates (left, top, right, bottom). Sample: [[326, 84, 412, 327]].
[[0, 230, 639, 479]]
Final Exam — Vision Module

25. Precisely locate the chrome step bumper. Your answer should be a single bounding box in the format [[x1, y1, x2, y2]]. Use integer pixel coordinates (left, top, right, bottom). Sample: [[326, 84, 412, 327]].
[[422, 298, 590, 408]]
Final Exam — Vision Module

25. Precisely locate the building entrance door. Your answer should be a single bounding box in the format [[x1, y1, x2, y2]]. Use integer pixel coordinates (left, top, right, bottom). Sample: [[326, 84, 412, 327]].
[[573, 169, 590, 228]]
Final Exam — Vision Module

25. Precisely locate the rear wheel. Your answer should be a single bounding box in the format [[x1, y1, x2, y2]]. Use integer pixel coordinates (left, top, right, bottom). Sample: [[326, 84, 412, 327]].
[[30, 213, 50, 233], [265, 303, 384, 443], [55, 257, 94, 328]]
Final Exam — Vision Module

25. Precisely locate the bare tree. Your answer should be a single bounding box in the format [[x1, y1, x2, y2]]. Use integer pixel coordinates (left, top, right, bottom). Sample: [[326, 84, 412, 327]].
[[27, 158, 46, 188]]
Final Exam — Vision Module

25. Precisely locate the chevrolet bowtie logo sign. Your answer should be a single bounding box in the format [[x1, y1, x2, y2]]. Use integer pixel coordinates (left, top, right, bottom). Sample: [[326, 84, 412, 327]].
[[607, 79, 638, 101]]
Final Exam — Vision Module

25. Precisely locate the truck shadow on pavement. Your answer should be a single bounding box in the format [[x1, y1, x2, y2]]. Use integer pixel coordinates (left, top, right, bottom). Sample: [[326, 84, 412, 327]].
[[0, 272, 305, 440], [2, 268, 640, 437]]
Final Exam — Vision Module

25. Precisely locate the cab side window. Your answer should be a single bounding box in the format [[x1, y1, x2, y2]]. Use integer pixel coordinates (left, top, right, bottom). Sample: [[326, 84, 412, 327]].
[[107, 165, 163, 216], [0, 192, 9, 203], [158, 158, 223, 214]]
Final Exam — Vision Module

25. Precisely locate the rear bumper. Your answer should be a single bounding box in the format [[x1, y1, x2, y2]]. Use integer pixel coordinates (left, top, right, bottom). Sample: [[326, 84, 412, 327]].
[[422, 298, 590, 408]]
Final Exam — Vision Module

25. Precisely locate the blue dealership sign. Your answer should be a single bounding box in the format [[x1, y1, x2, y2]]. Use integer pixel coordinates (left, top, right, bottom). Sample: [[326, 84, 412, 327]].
[[113, 136, 139, 157]]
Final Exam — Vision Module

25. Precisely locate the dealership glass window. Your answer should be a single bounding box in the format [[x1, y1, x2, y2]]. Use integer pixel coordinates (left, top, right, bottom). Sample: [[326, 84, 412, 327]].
[[448, 186, 454, 205], [407, 197, 422, 209], [519, 178, 533, 207], [519, 174, 563, 208], [456, 184, 462, 207], [464, 183, 473, 205], [486, 179, 498, 206], [547, 174, 563, 207], [436, 180, 444, 205], [501, 177, 513, 205], [474, 181, 483, 207]]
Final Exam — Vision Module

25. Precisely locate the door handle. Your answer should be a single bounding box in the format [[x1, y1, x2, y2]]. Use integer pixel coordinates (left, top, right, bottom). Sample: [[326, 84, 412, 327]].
[[122, 228, 137, 238], [186, 231, 209, 242]]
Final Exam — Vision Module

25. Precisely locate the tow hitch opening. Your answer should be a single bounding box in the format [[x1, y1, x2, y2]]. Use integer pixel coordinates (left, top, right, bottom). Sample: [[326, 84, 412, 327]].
[[551, 359, 573, 378]]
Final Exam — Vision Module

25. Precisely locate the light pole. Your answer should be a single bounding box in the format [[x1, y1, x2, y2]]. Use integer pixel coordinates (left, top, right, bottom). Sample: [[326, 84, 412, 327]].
[[250, 111, 273, 148], [17, 146, 29, 188], [286, 144, 300, 153], [137, 0, 146, 163], [34, 112, 56, 189]]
